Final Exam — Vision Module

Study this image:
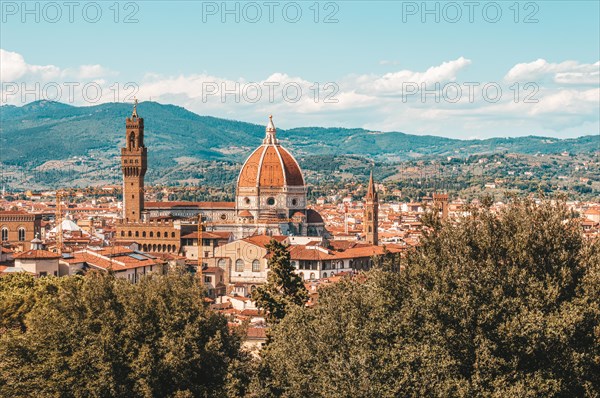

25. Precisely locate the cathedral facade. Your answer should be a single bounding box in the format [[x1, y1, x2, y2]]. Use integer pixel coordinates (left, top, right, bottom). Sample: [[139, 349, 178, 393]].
[[116, 104, 326, 256]]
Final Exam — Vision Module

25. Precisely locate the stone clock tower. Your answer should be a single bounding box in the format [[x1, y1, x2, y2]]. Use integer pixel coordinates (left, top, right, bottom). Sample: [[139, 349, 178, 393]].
[[121, 100, 147, 221]]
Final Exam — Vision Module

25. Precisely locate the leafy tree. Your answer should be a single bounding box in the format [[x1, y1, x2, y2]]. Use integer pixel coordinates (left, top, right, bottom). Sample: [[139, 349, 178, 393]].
[[0, 270, 244, 398], [255, 199, 600, 397], [251, 239, 308, 323]]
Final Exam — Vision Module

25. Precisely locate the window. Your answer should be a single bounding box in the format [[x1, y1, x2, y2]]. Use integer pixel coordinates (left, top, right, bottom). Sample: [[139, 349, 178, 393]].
[[135, 231, 139, 237], [204, 276, 211, 283], [267, 197, 275, 206], [244, 197, 250, 205], [292, 198, 298, 206], [39, 271, 47, 277], [142, 231, 146, 237], [217, 259, 226, 269], [309, 273, 315, 280], [252, 260, 260, 272], [128, 231, 132, 237], [220, 214, 227, 220], [18, 228, 25, 241], [235, 259, 244, 272], [157, 231, 161, 238], [291, 261, 297, 269], [150, 232, 154, 237], [1, 227, 8, 241], [299, 272, 304, 280], [171, 232, 175, 238], [323, 272, 327, 278], [120, 231, 125, 237]]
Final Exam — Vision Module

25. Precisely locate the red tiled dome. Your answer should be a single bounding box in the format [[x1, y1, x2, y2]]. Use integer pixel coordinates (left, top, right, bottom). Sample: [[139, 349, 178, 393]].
[[237, 116, 304, 189]]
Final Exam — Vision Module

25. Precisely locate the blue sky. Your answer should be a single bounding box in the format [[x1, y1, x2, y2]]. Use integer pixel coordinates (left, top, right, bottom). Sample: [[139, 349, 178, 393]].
[[1, 1, 599, 139]]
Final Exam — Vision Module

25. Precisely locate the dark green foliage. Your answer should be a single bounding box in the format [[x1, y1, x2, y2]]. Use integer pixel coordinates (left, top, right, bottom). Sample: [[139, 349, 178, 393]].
[[0, 270, 243, 398], [251, 240, 308, 323], [256, 199, 600, 397]]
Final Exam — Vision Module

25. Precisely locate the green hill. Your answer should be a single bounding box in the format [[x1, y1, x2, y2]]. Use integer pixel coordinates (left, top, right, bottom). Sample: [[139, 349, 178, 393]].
[[0, 100, 597, 189]]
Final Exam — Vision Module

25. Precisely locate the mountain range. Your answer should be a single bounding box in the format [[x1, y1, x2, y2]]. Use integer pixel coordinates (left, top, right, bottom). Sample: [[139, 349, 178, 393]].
[[0, 100, 598, 188]]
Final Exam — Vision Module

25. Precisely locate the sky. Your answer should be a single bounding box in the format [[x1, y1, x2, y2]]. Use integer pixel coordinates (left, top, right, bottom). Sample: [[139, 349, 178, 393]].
[[1, 0, 599, 139]]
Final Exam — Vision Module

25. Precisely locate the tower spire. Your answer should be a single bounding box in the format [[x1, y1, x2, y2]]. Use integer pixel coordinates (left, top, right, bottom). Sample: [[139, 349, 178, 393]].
[[366, 171, 377, 200], [264, 115, 278, 144], [364, 171, 379, 245]]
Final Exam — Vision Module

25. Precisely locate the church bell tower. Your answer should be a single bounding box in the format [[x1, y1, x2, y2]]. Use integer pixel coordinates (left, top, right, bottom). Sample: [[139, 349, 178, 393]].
[[121, 100, 147, 221], [364, 171, 379, 245]]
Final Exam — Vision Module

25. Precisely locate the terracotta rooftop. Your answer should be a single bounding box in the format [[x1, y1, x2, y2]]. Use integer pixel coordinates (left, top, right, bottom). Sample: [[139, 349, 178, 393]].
[[14, 250, 61, 260], [242, 234, 287, 248]]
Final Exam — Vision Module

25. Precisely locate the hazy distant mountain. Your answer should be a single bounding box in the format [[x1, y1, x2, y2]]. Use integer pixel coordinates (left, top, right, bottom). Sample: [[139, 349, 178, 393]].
[[1, 101, 597, 173]]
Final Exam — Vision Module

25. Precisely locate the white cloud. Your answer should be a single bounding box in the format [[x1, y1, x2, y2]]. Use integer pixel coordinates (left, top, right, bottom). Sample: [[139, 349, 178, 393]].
[[362, 57, 472, 94], [505, 59, 600, 85], [0, 49, 61, 81]]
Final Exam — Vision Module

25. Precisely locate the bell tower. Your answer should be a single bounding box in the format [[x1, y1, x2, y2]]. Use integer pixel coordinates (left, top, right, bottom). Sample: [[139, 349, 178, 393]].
[[364, 171, 379, 245], [121, 100, 147, 221]]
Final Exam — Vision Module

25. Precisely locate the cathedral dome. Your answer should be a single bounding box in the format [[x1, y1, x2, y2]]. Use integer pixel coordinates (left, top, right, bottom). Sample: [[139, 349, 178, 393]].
[[237, 116, 304, 189]]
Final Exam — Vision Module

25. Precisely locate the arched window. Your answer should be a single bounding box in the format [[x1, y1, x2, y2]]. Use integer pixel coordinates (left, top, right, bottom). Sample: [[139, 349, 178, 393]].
[[142, 231, 146, 237], [152, 244, 157, 252], [128, 230, 132, 237], [1, 227, 8, 241], [142, 244, 147, 251], [309, 273, 315, 280], [323, 272, 327, 278], [171, 232, 175, 238], [157, 231, 161, 238], [121, 231, 125, 237], [162, 244, 167, 252], [167, 244, 172, 252], [368, 226, 372, 232], [135, 231, 139, 237], [252, 260, 260, 272], [217, 259, 226, 269], [150, 231, 154, 238], [368, 212, 372, 221], [18, 228, 25, 241], [235, 259, 244, 272], [299, 272, 304, 280], [129, 132, 136, 149]]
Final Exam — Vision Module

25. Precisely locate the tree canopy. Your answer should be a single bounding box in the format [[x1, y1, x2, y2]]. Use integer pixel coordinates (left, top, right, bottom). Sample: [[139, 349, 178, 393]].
[[251, 239, 308, 323], [255, 199, 600, 397], [0, 270, 244, 398]]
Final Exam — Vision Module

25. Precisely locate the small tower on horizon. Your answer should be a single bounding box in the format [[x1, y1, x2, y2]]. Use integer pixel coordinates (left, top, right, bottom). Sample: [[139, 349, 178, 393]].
[[432, 192, 449, 221], [364, 171, 379, 245], [121, 99, 147, 221]]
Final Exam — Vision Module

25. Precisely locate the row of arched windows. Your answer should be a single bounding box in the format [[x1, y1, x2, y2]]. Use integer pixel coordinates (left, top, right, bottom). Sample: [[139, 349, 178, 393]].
[[141, 243, 177, 253], [0, 227, 25, 242], [120, 230, 176, 238], [234, 259, 261, 273]]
